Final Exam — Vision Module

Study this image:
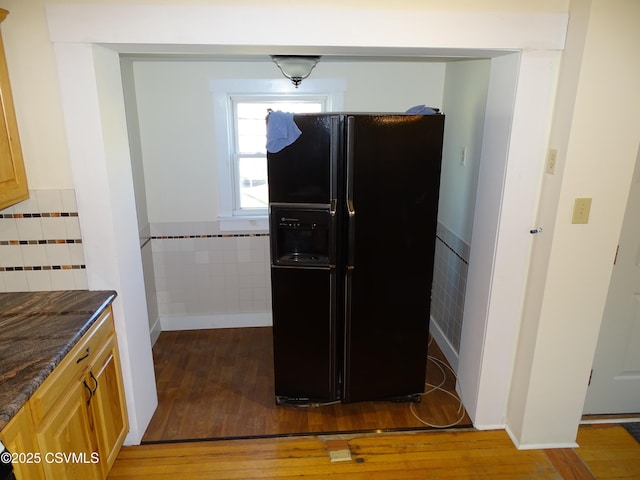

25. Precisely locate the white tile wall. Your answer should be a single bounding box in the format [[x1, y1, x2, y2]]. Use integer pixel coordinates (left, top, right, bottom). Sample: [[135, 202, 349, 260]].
[[1, 192, 270, 329], [431, 222, 470, 353], [150, 223, 271, 322], [0, 189, 88, 292]]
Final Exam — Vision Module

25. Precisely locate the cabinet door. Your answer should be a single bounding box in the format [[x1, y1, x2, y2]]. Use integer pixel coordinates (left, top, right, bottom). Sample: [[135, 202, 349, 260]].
[[88, 336, 128, 476], [35, 378, 101, 480], [0, 10, 28, 210], [0, 404, 44, 480]]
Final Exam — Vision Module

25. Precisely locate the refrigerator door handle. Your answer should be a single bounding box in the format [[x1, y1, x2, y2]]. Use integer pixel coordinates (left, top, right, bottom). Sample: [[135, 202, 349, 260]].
[[343, 263, 354, 401], [346, 116, 356, 267], [347, 201, 355, 267], [329, 115, 340, 268], [329, 209, 337, 267], [330, 116, 340, 214], [329, 266, 338, 398]]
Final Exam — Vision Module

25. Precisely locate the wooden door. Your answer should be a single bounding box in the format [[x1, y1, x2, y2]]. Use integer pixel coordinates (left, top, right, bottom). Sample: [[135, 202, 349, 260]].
[[0, 404, 44, 480], [36, 377, 101, 480], [584, 148, 640, 414], [89, 335, 129, 476], [0, 9, 28, 210]]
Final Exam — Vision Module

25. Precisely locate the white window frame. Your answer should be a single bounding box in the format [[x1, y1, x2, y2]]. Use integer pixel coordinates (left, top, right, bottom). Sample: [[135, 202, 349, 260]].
[[210, 78, 346, 231]]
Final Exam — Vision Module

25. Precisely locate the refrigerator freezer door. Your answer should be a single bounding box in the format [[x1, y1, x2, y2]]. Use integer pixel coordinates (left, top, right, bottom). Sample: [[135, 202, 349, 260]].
[[267, 115, 338, 205], [343, 114, 444, 403], [267, 114, 344, 405], [271, 267, 339, 404]]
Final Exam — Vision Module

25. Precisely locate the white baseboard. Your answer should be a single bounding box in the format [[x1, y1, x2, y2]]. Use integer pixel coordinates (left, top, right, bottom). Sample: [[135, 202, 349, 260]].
[[505, 425, 579, 450], [580, 416, 640, 425], [429, 316, 459, 372], [159, 312, 273, 331], [149, 316, 162, 346], [473, 423, 506, 431]]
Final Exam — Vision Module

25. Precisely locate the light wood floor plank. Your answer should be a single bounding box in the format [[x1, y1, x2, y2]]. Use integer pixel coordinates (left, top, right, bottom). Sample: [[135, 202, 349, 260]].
[[575, 424, 640, 479], [109, 429, 569, 479], [544, 448, 596, 479], [109, 426, 640, 479]]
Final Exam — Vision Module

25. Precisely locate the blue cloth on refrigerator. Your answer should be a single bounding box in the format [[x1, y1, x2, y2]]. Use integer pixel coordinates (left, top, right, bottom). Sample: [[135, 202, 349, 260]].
[[266, 111, 302, 153], [405, 105, 439, 115]]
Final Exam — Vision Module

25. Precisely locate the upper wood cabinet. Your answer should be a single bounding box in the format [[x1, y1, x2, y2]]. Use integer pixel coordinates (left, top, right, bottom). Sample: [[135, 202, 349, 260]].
[[0, 9, 28, 211]]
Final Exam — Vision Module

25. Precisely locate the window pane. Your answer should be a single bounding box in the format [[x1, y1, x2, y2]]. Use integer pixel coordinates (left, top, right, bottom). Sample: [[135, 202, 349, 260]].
[[236, 101, 323, 154], [237, 117, 268, 153], [238, 156, 268, 209], [232, 99, 324, 213]]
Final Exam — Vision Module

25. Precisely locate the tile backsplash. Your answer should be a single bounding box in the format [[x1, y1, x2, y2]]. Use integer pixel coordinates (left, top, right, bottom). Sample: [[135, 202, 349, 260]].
[[0, 190, 88, 291]]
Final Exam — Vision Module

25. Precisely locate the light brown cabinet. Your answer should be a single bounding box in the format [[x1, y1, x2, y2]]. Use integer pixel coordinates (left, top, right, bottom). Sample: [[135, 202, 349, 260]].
[[0, 9, 28, 211], [35, 375, 102, 480], [0, 306, 128, 480], [0, 403, 45, 480], [86, 326, 129, 478]]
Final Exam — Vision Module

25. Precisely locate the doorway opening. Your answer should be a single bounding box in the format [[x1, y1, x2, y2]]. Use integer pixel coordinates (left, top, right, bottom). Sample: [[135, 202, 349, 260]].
[[50, 5, 564, 443], [123, 55, 488, 441]]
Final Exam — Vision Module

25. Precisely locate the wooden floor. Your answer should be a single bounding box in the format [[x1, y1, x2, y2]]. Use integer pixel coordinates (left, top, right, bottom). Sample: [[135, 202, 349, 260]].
[[142, 327, 471, 442], [108, 424, 640, 479], [120, 328, 640, 479]]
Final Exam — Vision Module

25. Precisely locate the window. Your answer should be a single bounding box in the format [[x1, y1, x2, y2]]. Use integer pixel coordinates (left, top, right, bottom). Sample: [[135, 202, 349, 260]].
[[211, 79, 346, 231], [232, 98, 324, 212]]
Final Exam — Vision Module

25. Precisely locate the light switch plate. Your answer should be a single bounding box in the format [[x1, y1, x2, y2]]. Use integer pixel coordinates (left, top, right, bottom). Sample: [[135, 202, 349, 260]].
[[572, 197, 592, 224], [547, 149, 558, 175]]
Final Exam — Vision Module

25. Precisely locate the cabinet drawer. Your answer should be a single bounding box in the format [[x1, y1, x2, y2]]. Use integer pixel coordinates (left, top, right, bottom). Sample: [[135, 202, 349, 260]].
[[29, 307, 115, 424]]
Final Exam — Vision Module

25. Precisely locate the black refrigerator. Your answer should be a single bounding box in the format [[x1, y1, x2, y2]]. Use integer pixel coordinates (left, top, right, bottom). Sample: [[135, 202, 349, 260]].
[[266, 112, 444, 405]]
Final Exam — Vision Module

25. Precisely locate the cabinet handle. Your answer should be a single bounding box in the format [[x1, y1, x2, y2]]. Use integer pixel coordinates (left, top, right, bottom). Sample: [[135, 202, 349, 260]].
[[76, 347, 90, 363], [89, 371, 99, 395], [83, 380, 93, 406]]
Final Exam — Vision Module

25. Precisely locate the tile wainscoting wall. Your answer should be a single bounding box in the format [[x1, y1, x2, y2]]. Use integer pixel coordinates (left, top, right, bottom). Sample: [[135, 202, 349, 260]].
[[430, 222, 470, 368], [148, 220, 468, 356], [148, 222, 272, 334], [0, 189, 88, 292], [0, 191, 466, 363]]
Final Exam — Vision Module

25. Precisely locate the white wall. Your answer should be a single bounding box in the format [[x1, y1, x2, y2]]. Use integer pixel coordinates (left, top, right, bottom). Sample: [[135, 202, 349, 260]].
[[121, 59, 159, 338], [0, 0, 568, 190], [0, 0, 71, 188], [128, 58, 446, 332], [463, 49, 563, 434], [120, 59, 149, 237], [131, 59, 445, 223], [507, 0, 640, 448], [440, 59, 490, 244], [430, 59, 490, 363], [52, 42, 158, 445]]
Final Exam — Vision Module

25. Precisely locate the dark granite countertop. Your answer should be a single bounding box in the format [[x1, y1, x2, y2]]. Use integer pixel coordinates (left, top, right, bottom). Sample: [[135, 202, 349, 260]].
[[0, 290, 117, 431]]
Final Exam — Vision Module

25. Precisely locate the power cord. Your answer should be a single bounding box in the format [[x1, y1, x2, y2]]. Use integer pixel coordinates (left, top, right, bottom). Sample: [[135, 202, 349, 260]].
[[409, 339, 467, 429]]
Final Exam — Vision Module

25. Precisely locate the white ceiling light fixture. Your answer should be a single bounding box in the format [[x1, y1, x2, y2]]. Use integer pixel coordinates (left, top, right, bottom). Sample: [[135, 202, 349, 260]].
[[270, 55, 321, 88]]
